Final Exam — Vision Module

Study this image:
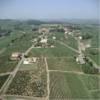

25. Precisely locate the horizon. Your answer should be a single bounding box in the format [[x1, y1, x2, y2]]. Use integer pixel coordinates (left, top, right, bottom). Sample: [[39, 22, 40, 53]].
[[0, 0, 99, 20]]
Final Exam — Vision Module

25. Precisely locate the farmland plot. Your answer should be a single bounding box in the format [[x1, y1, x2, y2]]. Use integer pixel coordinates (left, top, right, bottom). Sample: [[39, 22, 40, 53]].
[[0, 75, 9, 89], [6, 58, 47, 97], [49, 72, 90, 100], [47, 57, 82, 72]]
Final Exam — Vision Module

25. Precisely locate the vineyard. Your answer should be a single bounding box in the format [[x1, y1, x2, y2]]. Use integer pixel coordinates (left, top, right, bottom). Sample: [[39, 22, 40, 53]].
[[0, 75, 9, 89], [6, 58, 47, 97], [49, 72, 100, 100]]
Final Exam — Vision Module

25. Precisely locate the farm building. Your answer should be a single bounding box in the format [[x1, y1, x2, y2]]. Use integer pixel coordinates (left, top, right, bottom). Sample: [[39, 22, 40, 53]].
[[40, 38, 48, 44], [78, 36, 82, 40], [76, 54, 85, 64], [10, 52, 22, 60], [23, 57, 37, 64], [52, 36, 56, 40], [39, 28, 49, 33]]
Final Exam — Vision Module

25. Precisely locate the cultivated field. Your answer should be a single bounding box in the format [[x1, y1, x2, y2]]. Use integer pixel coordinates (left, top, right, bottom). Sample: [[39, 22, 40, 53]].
[[49, 72, 100, 100], [0, 75, 9, 89], [47, 57, 82, 72], [6, 58, 47, 97]]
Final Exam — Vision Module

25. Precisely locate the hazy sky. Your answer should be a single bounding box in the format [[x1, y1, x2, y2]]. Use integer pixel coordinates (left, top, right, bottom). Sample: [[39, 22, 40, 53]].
[[0, 0, 99, 19]]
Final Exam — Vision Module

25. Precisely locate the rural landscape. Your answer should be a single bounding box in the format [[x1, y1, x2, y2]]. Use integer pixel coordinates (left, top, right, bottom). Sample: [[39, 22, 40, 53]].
[[0, 19, 99, 100], [0, 0, 99, 100]]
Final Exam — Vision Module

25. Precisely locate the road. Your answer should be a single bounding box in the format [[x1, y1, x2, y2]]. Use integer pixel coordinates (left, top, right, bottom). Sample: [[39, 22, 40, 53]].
[[0, 45, 34, 95]]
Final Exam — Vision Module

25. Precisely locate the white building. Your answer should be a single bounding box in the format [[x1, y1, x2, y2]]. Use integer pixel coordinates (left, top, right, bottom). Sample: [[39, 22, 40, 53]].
[[40, 38, 48, 43], [52, 36, 56, 40]]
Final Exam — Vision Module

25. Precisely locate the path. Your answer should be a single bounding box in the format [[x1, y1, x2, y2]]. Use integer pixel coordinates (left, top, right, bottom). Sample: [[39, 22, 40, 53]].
[[0, 72, 12, 77], [49, 69, 84, 75], [44, 57, 50, 100]]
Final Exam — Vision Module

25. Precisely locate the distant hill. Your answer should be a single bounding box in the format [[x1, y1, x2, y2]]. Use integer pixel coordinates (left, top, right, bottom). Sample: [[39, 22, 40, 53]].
[[0, 19, 99, 25]]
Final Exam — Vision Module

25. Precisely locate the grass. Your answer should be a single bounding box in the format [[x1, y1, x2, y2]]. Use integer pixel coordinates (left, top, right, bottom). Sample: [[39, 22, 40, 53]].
[[0, 75, 9, 89], [79, 75, 100, 90], [31, 43, 78, 57], [91, 90, 100, 99], [49, 72, 90, 100], [62, 35, 78, 50], [47, 57, 82, 72], [0, 52, 18, 73], [51, 32, 78, 50]]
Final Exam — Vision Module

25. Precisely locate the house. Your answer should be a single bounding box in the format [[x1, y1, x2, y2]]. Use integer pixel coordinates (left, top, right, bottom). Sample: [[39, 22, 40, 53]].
[[10, 52, 22, 60], [52, 36, 56, 40], [39, 28, 49, 33], [40, 38, 48, 44], [50, 45, 55, 48], [78, 36, 82, 40], [76, 54, 85, 64]]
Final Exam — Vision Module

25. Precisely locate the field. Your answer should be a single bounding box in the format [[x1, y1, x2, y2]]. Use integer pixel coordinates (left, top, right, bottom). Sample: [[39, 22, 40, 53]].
[[19, 62, 38, 71], [85, 48, 100, 65], [49, 72, 100, 100], [6, 58, 47, 97], [0, 75, 9, 89], [47, 57, 82, 72], [49, 32, 78, 50], [31, 43, 78, 57], [0, 52, 18, 73]]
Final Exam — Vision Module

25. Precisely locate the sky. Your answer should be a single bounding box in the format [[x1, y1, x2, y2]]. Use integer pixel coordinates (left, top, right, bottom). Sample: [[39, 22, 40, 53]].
[[0, 0, 99, 20]]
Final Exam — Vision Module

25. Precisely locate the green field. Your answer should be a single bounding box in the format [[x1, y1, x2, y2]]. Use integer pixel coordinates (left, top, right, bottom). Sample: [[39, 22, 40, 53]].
[[49, 72, 100, 100], [49, 32, 78, 50], [61, 35, 78, 50], [31, 43, 78, 57], [91, 90, 100, 99], [85, 48, 100, 65], [79, 75, 100, 90], [47, 57, 82, 72], [0, 52, 18, 73], [49, 72, 91, 100]]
